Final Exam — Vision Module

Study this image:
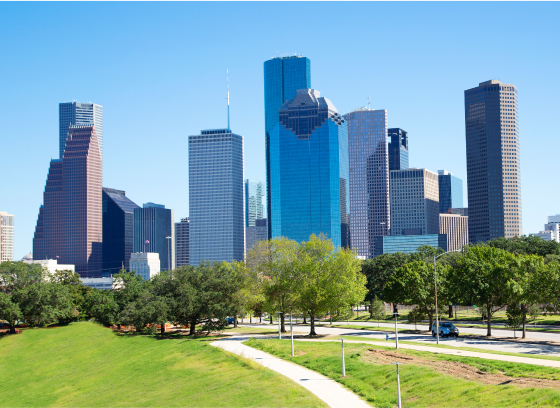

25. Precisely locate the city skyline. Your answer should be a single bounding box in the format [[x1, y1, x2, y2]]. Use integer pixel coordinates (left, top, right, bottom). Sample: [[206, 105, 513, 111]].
[[1, 2, 559, 259]]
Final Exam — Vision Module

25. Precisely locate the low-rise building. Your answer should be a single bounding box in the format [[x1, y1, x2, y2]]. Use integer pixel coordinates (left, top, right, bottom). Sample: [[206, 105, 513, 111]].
[[22, 258, 75, 275], [129, 252, 160, 280], [374, 234, 447, 256], [531, 216, 560, 243], [80, 277, 114, 290]]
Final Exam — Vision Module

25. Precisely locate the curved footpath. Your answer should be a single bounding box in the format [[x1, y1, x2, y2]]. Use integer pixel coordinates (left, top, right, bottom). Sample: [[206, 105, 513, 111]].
[[210, 336, 372, 408]]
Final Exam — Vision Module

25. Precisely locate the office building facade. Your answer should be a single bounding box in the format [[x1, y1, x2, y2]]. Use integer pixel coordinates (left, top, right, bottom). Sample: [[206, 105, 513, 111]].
[[130, 252, 160, 280], [133, 203, 174, 271], [33, 125, 102, 277], [390, 168, 439, 236], [439, 214, 469, 251], [531, 215, 560, 243], [246, 218, 268, 253], [23, 259, 75, 275], [345, 108, 389, 258], [388, 128, 409, 171], [102, 188, 139, 276], [245, 179, 266, 227], [465, 80, 521, 243], [0, 211, 15, 262], [269, 89, 348, 247], [189, 129, 244, 265], [438, 170, 463, 214], [374, 234, 447, 257], [59, 102, 103, 161], [175, 217, 190, 267], [264, 55, 311, 238]]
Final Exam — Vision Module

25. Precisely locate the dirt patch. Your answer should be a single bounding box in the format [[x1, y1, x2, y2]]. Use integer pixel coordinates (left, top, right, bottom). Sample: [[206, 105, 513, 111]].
[[363, 349, 560, 389]]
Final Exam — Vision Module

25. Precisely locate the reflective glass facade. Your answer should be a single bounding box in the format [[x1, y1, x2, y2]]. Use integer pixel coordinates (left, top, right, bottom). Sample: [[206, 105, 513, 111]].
[[345, 109, 389, 258], [133, 203, 174, 271], [374, 234, 447, 257], [465, 80, 521, 242], [264, 56, 311, 238], [388, 128, 409, 171], [245, 179, 266, 227], [189, 129, 244, 265], [270, 89, 348, 247], [438, 171, 463, 214], [59, 102, 103, 161]]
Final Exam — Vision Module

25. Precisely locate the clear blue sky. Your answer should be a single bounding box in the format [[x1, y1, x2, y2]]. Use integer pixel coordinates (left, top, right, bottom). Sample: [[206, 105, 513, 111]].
[[1, 2, 559, 260]]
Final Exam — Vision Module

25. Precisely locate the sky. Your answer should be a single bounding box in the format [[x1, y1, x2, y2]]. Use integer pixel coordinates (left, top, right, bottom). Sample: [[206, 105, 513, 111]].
[[1, 2, 559, 260]]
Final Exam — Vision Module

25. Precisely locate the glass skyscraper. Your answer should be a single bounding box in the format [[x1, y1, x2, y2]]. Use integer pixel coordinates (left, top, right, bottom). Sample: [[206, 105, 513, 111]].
[[269, 89, 348, 248], [189, 129, 244, 265], [133, 203, 174, 271], [388, 128, 409, 171], [438, 170, 463, 214], [264, 55, 311, 238], [245, 179, 266, 227], [59, 102, 103, 161], [175, 217, 190, 267], [345, 109, 389, 258], [465, 80, 521, 243]]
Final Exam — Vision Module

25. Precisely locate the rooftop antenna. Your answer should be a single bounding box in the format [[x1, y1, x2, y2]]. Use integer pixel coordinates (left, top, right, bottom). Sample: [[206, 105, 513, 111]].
[[368, 97, 371, 110], [226, 67, 230, 131]]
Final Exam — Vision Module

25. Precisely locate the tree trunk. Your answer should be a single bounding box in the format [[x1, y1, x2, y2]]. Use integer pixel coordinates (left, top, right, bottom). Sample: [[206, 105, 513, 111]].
[[393, 304, 398, 314], [448, 305, 453, 318], [9, 324, 16, 334], [486, 305, 492, 336], [369, 301, 373, 318], [280, 312, 286, 333], [309, 314, 317, 336], [270, 315, 273, 324], [303, 315, 307, 324], [428, 311, 434, 331], [259, 315, 262, 323], [234, 315, 238, 328], [160, 323, 165, 335], [522, 304, 527, 339], [250, 315, 252, 324], [189, 318, 196, 335]]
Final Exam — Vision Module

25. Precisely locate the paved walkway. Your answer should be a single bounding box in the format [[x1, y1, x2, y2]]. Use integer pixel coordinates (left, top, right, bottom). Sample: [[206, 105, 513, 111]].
[[210, 336, 371, 408]]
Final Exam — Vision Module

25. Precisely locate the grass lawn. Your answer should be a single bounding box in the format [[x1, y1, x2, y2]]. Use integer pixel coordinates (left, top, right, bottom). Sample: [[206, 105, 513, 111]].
[[0, 322, 326, 407], [223, 326, 306, 335], [246, 338, 560, 408]]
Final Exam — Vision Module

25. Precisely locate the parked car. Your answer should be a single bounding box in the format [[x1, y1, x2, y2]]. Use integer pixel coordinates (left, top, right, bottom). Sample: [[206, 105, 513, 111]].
[[226, 317, 235, 325], [431, 322, 459, 338]]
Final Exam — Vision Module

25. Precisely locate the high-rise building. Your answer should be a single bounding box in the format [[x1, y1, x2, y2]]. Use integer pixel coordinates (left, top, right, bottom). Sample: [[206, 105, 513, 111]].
[[388, 128, 409, 171], [189, 129, 244, 265], [439, 214, 469, 251], [175, 217, 190, 267], [245, 180, 266, 227], [269, 89, 348, 247], [102, 188, 139, 276], [33, 125, 102, 277], [246, 218, 268, 253], [0, 211, 14, 262], [345, 108, 389, 258], [390, 168, 439, 236], [438, 170, 463, 214], [465, 80, 521, 243], [264, 55, 311, 238], [59, 102, 103, 161], [130, 252, 160, 280], [133, 203, 174, 271]]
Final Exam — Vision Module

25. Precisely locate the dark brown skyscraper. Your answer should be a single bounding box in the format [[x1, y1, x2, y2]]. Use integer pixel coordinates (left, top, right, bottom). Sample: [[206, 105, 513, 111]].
[[33, 125, 102, 277]]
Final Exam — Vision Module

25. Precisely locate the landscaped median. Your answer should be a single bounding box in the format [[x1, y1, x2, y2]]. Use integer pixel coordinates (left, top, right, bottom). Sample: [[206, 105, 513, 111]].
[[246, 338, 560, 408]]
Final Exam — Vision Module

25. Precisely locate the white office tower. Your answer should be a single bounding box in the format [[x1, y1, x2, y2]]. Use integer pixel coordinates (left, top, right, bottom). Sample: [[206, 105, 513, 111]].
[[532, 215, 560, 243], [0, 211, 14, 262], [344, 108, 389, 258], [130, 252, 161, 280], [22, 259, 75, 275], [59, 102, 103, 160]]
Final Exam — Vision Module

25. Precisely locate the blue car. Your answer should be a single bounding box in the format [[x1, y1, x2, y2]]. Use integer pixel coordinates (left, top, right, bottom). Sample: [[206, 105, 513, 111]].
[[226, 317, 235, 325]]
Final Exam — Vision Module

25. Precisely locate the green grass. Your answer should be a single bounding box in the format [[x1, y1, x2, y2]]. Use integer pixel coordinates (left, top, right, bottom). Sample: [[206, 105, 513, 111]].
[[246, 338, 560, 408], [223, 326, 306, 335], [0, 322, 327, 407]]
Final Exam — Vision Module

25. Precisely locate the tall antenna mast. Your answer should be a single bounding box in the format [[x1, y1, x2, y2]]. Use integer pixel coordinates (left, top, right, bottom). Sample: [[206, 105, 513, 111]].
[[368, 97, 371, 110], [226, 67, 230, 131]]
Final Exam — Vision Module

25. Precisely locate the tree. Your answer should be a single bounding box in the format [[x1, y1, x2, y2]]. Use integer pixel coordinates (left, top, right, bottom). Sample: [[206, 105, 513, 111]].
[[0, 292, 22, 334], [361, 253, 411, 308], [370, 297, 386, 327], [528, 303, 541, 327], [296, 235, 367, 336], [84, 289, 119, 327], [119, 289, 170, 335], [448, 245, 516, 336], [14, 282, 74, 327], [506, 303, 523, 338], [488, 235, 560, 257], [407, 306, 426, 331], [50, 269, 92, 321]]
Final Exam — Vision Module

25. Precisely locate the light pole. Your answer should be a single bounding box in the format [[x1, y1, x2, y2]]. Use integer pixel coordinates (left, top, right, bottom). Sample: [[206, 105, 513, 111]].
[[392, 362, 402, 408], [393, 311, 399, 349], [166, 236, 171, 271], [290, 312, 294, 357], [433, 249, 462, 345], [277, 312, 282, 340]]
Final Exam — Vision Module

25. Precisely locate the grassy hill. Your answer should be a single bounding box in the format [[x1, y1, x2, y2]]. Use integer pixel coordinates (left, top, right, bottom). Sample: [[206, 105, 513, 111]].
[[0, 322, 326, 407]]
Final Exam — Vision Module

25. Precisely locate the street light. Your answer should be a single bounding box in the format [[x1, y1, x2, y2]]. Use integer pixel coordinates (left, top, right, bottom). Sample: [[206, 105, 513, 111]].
[[393, 311, 399, 349], [433, 249, 462, 345], [290, 312, 294, 357], [166, 236, 172, 271]]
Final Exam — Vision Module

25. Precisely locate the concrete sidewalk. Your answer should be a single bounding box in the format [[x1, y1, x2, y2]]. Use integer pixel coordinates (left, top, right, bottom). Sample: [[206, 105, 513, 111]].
[[210, 336, 371, 408]]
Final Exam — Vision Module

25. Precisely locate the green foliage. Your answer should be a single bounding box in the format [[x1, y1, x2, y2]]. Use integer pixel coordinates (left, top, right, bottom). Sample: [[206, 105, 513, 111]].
[[488, 235, 560, 257], [83, 289, 118, 326], [0, 292, 22, 333], [407, 306, 426, 330], [370, 297, 386, 326], [361, 252, 411, 302], [505, 303, 523, 338], [528, 304, 542, 326]]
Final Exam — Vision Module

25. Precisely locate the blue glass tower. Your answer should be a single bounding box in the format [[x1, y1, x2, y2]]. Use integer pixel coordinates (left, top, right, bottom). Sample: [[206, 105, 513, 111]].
[[264, 56, 311, 238], [270, 89, 349, 247], [388, 128, 409, 171], [438, 170, 463, 214]]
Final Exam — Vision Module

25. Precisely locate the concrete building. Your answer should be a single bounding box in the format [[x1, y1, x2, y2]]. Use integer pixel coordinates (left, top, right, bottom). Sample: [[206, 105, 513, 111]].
[[80, 277, 114, 290], [133, 203, 174, 271], [345, 108, 389, 258], [130, 252, 160, 280], [102, 188, 139, 276], [175, 217, 190, 267], [33, 124, 102, 278], [374, 234, 447, 256], [439, 214, 469, 251], [438, 170, 463, 214], [389, 168, 440, 236], [189, 129, 244, 265], [59, 102, 103, 161], [22, 259, 75, 275], [451, 208, 469, 217], [246, 218, 268, 253], [388, 128, 409, 171], [531, 215, 560, 243], [465, 80, 521, 243], [0, 211, 14, 262]]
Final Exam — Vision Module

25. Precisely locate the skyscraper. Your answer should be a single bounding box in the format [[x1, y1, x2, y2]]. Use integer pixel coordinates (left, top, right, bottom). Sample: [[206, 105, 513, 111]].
[[189, 129, 244, 265], [345, 108, 389, 258], [246, 218, 268, 253], [438, 170, 463, 214], [59, 102, 103, 161], [245, 180, 266, 227], [264, 55, 311, 238], [175, 217, 190, 267], [388, 128, 409, 171], [465, 80, 521, 242], [130, 252, 160, 280], [102, 188, 139, 276], [33, 125, 102, 277], [133, 203, 174, 271], [0, 211, 14, 262], [439, 213, 469, 251], [269, 89, 348, 247]]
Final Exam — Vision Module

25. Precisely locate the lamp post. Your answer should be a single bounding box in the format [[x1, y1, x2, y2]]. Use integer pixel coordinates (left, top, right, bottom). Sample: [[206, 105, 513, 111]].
[[392, 362, 402, 408], [393, 311, 399, 349], [433, 249, 462, 345], [277, 312, 282, 340], [166, 236, 171, 271], [290, 312, 294, 357]]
